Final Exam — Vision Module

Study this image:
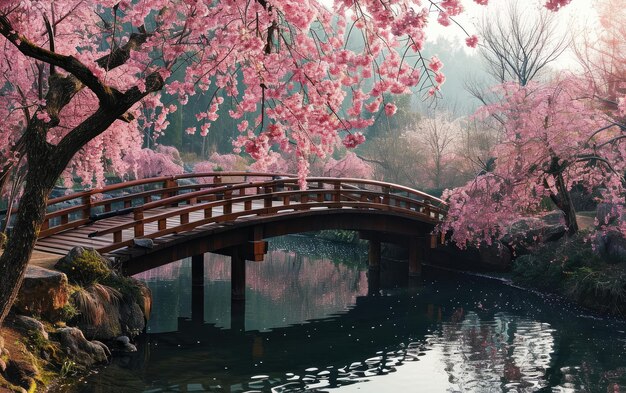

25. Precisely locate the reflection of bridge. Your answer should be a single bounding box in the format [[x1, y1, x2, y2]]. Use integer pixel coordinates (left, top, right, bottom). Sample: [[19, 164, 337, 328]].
[[32, 172, 446, 299]]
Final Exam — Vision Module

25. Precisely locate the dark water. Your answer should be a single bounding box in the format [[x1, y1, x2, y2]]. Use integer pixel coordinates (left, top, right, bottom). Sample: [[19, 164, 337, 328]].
[[72, 236, 626, 392]]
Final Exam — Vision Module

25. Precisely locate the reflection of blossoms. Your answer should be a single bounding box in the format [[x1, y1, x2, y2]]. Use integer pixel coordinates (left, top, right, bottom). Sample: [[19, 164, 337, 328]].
[[436, 312, 554, 392]]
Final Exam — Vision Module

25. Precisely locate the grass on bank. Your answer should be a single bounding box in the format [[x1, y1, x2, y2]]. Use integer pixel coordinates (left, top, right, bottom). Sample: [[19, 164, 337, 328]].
[[512, 231, 626, 317]]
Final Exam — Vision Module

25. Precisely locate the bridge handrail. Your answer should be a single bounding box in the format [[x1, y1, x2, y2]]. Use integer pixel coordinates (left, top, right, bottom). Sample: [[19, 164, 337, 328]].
[[88, 187, 444, 238], [45, 172, 291, 206], [36, 172, 292, 236], [36, 174, 446, 239], [88, 188, 443, 253]]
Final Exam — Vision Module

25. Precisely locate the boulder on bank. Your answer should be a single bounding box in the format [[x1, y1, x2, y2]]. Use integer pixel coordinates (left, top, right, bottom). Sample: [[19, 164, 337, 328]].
[[12, 316, 48, 341], [13, 266, 70, 321], [53, 327, 109, 367], [55, 247, 152, 341], [501, 211, 567, 257], [54, 246, 113, 285], [595, 230, 626, 264]]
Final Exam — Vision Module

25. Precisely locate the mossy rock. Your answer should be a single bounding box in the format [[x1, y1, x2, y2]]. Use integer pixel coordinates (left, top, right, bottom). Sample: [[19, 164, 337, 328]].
[[54, 247, 112, 286]]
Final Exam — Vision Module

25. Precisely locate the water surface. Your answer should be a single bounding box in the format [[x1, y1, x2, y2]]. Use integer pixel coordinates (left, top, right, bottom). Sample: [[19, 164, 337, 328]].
[[74, 236, 626, 392]]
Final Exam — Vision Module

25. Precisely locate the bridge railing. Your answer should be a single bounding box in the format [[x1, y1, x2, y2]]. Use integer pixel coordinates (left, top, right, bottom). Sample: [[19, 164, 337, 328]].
[[38, 172, 291, 238], [84, 177, 447, 254]]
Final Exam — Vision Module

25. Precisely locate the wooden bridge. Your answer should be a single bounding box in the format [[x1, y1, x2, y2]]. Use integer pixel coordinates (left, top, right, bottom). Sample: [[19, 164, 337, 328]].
[[27, 172, 446, 299]]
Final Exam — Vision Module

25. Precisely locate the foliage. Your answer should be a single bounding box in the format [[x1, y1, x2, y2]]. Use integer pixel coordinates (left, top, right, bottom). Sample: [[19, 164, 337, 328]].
[[512, 232, 626, 316], [123, 147, 184, 179], [0, 232, 6, 249]]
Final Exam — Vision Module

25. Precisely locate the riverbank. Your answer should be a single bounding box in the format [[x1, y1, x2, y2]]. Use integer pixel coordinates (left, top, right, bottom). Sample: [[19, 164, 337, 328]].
[[0, 248, 151, 392]]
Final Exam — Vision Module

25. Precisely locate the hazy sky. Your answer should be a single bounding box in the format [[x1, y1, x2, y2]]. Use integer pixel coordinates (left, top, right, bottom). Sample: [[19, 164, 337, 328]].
[[425, 0, 599, 69]]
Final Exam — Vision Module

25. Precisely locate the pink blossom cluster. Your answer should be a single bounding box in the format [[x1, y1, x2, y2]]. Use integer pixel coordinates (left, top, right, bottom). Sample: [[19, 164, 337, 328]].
[[465, 35, 479, 48], [123, 148, 184, 180], [0, 0, 501, 192], [544, 0, 572, 11]]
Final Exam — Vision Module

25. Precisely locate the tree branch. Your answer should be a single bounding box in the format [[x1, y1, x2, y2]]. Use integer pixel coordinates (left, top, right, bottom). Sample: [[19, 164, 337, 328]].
[[0, 14, 117, 106]]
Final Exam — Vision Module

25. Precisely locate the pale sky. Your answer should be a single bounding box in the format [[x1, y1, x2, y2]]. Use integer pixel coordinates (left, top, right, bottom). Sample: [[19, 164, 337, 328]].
[[425, 0, 600, 70]]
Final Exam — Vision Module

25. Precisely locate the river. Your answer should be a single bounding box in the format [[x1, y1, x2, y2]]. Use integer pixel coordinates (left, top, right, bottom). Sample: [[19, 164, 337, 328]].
[[72, 236, 626, 392]]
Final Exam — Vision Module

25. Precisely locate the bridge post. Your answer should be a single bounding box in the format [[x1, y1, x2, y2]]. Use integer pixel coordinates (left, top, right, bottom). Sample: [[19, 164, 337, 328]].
[[368, 238, 381, 270], [191, 254, 205, 323], [408, 239, 424, 277], [231, 248, 246, 301]]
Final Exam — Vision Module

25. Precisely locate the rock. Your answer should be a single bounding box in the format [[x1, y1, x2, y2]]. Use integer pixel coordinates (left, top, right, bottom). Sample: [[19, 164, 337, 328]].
[[133, 238, 154, 249], [13, 266, 70, 321], [74, 291, 122, 341], [596, 203, 620, 226], [55, 247, 113, 285], [113, 336, 137, 353], [137, 282, 152, 320], [596, 231, 626, 264], [479, 242, 512, 271], [119, 302, 145, 338], [91, 340, 112, 358], [116, 335, 130, 346], [501, 212, 566, 256], [13, 315, 48, 340], [53, 327, 109, 367], [5, 359, 38, 392], [541, 210, 566, 226]]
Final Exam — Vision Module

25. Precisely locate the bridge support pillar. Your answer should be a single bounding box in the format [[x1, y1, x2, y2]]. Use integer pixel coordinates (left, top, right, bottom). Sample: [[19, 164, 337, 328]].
[[191, 254, 205, 323], [368, 239, 381, 270], [408, 240, 423, 277], [231, 248, 246, 301]]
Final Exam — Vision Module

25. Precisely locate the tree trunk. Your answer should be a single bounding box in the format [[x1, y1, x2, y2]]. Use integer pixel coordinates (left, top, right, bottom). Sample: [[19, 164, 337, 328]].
[[554, 173, 578, 235], [0, 161, 57, 327]]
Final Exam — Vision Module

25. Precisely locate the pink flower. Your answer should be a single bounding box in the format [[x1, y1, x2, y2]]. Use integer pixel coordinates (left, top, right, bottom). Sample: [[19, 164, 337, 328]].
[[437, 12, 450, 26], [465, 35, 479, 48], [435, 72, 446, 85], [384, 103, 397, 116], [185, 127, 196, 135], [342, 133, 366, 149], [545, 0, 571, 11], [440, 0, 463, 16], [36, 111, 51, 123], [618, 96, 626, 117], [474, 0, 488, 5], [429, 56, 443, 72]]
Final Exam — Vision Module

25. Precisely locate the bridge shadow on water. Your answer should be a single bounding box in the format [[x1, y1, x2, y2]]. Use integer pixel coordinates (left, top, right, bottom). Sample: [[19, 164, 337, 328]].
[[73, 236, 626, 393]]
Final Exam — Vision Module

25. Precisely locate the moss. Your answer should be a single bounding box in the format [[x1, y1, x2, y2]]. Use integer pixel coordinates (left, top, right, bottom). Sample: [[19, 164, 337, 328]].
[[0, 232, 7, 249], [56, 249, 111, 286], [57, 303, 78, 323]]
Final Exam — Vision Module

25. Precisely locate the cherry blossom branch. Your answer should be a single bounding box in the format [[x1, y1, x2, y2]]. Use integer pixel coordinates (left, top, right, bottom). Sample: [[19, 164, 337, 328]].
[[0, 14, 117, 106]]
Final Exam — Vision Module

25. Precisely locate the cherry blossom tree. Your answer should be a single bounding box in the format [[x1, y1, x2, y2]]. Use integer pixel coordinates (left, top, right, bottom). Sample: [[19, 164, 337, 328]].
[[441, 78, 625, 248], [123, 146, 184, 179], [0, 0, 573, 328]]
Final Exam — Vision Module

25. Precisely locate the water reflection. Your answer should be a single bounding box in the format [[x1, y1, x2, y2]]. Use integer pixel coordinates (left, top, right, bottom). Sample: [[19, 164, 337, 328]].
[[134, 247, 369, 332], [70, 236, 626, 393]]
